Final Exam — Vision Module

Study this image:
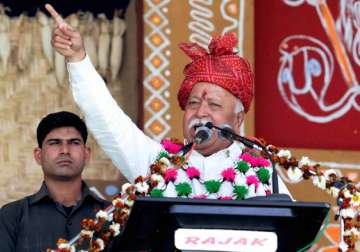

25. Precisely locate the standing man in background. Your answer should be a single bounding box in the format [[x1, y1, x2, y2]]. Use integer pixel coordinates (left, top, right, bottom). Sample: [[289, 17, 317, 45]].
[[0, 111, 110, 252]]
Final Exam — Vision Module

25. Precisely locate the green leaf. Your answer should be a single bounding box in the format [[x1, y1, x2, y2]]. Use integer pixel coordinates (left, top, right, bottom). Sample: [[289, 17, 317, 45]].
[[158, 150, 169, 160], [236, 161, 250, 173], [175, 182, 192, 196], [250, 151, 260, 157], [204, 180, 221, 193], [233, 185, 248, 200], [150, 188, 163, 197], [257, 168, 270, 183]]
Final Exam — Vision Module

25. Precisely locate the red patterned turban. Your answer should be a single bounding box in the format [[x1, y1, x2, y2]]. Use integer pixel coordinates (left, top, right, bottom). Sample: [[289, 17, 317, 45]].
[[177, 32, 254, 112]]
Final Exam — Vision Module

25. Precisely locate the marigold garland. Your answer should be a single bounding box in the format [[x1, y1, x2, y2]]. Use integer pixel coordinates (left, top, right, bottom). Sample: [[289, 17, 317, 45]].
[[48, 139, 360, 252]]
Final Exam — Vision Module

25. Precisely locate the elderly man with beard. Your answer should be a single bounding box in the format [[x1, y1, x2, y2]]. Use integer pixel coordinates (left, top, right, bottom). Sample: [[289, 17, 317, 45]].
[[46, 4, 291, 198]]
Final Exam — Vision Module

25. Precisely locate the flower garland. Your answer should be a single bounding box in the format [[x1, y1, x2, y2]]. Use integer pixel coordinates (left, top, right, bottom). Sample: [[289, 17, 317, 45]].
[[48, 139, 360, 252], [149, 139, 273, 200], [266, 145, 360, 252]]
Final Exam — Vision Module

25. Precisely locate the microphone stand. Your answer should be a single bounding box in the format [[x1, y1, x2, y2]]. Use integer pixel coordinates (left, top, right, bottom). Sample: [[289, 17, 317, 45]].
[[205, 122, 279, 193]]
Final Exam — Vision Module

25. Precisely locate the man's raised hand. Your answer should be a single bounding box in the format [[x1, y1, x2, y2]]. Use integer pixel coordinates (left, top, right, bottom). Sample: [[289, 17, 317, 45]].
[[45, 3, 86, 62]]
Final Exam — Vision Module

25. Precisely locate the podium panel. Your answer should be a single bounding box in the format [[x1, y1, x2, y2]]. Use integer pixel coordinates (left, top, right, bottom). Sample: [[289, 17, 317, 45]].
[[114, 196, 330, 252]]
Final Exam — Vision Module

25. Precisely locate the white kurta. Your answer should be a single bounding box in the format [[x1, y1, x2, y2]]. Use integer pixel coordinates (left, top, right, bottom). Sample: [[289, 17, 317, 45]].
[[67, 56, 292, 196]]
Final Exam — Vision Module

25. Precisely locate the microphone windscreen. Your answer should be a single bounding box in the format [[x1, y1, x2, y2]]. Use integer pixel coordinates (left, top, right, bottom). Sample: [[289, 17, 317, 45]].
[[194, 126, 212, 144]]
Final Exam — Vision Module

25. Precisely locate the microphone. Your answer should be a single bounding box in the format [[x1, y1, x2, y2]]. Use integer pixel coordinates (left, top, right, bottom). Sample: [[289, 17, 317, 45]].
[[204, 122, 280, 193], [194, 125, 212, 144], [204, 122, 262, 151], [177, 142, 194, 156], [217, 124, 235, 141]]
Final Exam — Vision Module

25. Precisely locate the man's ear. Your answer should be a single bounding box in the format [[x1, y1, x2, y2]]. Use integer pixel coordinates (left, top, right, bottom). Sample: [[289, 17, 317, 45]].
[[234, 111, 245, 134], [84, 147, 91, 164], [33, 147, 42, 165]]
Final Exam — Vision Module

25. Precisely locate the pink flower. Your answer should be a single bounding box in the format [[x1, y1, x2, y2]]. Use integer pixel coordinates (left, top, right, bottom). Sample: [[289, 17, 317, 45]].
[[221, 167, 236, 182], [192, 194, 207, 199], [246, 175, 259, 189], [257, 158, 271, 167], [164, 168, 178, 182], [240, 152, 270, 167], [265, 190, 272, 196], [219, 196, 233, 200], [161, 139, 183, 154], [186, 166, 201, 179], [240, 152, 256, 166]]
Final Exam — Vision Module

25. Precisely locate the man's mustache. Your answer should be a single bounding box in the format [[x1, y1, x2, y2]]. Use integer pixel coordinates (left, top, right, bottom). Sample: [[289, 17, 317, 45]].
[[188, 118, 212, 129]]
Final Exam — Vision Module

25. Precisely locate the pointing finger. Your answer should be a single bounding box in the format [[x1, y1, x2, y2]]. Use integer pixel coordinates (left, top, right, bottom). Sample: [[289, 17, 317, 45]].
[[45, 3, 65, 26]]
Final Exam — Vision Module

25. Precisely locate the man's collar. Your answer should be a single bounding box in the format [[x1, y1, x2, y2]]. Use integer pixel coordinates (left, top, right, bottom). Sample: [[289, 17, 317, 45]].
[[29, 181, 107, 205], [82, 182, 108, 204], [192, 141, 245, 159], [29, 182, 50, 205]]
